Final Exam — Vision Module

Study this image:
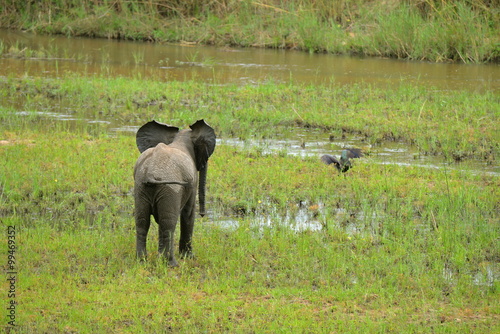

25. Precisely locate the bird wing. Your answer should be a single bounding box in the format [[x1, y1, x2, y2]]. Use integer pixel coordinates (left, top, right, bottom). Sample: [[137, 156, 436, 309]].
[[344, 148, 363, 159], [321, 154, 340, 166]]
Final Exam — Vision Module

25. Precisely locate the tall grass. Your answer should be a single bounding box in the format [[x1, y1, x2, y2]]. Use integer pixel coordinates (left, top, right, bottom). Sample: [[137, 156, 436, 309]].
[[358, 1, 499, 62], [0, 0, 498, 63]]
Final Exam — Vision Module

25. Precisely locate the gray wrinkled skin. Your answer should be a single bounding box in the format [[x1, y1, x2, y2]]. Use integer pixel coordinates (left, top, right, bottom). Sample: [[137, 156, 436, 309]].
[[134, 120, 216, 266]]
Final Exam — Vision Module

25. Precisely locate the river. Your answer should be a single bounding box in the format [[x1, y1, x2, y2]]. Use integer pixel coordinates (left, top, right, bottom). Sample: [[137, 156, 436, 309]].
[[1, 29, 498, 91]]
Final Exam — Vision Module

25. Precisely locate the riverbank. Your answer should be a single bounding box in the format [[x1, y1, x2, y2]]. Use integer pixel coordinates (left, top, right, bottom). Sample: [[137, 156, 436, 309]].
[[1, 0, 498, 63], [1, 74, 499, 332]]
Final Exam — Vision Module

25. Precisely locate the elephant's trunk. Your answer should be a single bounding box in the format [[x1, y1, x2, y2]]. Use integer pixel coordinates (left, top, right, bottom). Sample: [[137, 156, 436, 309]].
[[198, 164, 208, 217]]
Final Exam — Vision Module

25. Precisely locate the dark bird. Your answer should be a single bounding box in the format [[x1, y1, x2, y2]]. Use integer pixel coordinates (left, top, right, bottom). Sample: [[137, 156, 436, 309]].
[[321, 148, 363, 173]]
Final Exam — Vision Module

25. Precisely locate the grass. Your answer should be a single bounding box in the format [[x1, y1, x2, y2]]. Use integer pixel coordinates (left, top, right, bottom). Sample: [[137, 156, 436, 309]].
[[1, 75, 498, 160], [0, 0, 498, 63], [0, 73, 499, 332], [12, 218, 499, 332], [1, 128, 499, 332]]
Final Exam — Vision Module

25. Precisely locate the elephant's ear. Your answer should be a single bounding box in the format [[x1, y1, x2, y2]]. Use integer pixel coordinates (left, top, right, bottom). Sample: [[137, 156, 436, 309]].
[[190, 119, 216, 171], [136, 120, 179, 153]]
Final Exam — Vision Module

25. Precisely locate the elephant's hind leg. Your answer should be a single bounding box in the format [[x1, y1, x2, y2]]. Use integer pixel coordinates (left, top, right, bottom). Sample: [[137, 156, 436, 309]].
[[157, 215, 179, 267], [135, 189, 152, 261], [155, 186, 182, 267]]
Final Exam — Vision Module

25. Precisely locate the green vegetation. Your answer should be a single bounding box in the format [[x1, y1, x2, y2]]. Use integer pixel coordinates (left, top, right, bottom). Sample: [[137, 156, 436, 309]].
[[1, 0, 498, 63], [1, 76, 498, 161], [0, 74, 499, 332], [0, 40, 80, 61]]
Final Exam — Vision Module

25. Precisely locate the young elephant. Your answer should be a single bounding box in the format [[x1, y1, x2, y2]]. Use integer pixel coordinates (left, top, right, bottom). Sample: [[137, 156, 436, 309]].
[[134, 119, 216, 266]]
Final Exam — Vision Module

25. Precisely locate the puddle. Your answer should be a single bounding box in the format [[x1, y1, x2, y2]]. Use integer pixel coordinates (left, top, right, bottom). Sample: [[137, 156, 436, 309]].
[[218, 132, 499, 176], [208, 202, 324, 232], [208, 199, 382, 237], [473, 265, 500, 287], [210, 201, 499, 288], [443, 263, 499, 288], [16, 110, 78, 121], [11, 109, 500, 176]]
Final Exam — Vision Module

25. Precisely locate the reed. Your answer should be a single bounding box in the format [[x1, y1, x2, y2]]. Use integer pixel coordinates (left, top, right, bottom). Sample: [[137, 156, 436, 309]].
[[0, 0, 497, 63]]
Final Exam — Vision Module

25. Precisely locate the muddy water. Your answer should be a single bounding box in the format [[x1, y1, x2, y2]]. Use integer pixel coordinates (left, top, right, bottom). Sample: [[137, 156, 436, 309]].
[[1, 29, 499, 91], [13, 108, 499, 177]]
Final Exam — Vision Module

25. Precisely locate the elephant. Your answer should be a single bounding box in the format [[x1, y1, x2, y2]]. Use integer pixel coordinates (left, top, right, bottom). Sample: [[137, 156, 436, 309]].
[[133, 119, 216, 266], [321, 148, 363, 173]]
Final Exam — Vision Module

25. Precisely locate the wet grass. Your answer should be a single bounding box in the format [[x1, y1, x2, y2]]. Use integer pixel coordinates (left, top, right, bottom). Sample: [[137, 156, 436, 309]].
[[1, 0, 498, 63], [1, 76, 499, 331], [1, 75, 498, 161]]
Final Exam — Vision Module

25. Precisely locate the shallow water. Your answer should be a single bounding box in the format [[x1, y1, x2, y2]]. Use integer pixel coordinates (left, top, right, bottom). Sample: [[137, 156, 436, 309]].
[[218, 128, 500, 176], [12, 109, 500, 176], [2, 29, 498, 175]]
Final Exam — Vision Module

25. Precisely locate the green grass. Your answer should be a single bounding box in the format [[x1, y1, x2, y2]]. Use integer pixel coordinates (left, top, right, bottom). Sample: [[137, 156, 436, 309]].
[[1, 75, 498, 160], [1, 0, 498, 63], [0, 74, 499, 332], [11, 215, 499, 332]]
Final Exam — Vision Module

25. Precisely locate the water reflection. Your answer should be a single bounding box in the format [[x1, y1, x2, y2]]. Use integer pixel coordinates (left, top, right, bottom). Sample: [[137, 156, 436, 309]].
[[1, 29, 498, 92]]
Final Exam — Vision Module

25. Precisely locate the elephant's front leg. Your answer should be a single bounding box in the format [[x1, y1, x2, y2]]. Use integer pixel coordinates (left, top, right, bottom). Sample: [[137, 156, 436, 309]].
[[179, 194, 196, 258]]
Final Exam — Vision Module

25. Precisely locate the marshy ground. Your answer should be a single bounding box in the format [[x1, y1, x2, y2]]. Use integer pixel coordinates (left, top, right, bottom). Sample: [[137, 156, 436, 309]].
[[0, 1, 499, 330], [0, 73, 499, 332]]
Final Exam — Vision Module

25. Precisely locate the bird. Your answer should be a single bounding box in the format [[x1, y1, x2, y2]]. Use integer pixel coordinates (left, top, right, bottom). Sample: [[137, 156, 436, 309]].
[[321, 148, 363, 173]]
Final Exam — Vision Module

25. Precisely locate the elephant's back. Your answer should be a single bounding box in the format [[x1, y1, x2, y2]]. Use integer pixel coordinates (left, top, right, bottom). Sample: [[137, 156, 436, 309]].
[[134, 143, 196, 185]]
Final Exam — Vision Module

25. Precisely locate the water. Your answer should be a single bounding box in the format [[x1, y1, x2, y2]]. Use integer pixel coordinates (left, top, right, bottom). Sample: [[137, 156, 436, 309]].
[[217, 127, 499, 175], [2, 29, 498, 203], [10, 108, 499, 176], [1, 29, 499, 92], [1, 29, 497, 175]]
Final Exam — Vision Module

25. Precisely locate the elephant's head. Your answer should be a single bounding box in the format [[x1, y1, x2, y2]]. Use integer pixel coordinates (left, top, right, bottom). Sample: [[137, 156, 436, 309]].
[[136, 119, 216, 216]]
